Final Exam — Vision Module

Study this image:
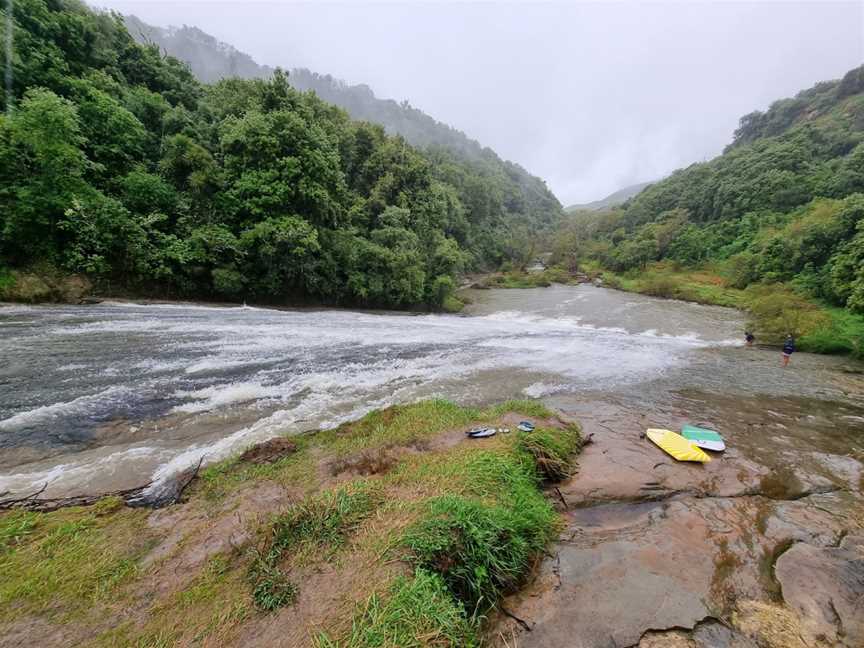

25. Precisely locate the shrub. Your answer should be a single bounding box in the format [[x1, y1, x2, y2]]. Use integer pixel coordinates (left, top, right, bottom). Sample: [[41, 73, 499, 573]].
[[745, 285, 831, 343], [639, 274, 679, 298]]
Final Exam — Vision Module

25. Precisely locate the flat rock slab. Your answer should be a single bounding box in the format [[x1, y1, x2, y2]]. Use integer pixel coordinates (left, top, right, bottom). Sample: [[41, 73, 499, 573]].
[[775, 534, 864, 647], [502, 498, 745, 647], [493, 392, 864, 648]]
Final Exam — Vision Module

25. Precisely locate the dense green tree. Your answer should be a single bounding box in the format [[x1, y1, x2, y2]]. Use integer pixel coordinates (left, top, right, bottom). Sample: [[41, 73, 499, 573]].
[[0, 88, 89, 263], [0, 0, 563, 308]]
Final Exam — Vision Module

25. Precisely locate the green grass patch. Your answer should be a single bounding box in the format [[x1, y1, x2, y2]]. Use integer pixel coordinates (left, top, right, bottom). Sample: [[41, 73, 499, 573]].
[[194, 399, 554, 503], [266, 486, 380, 562], [401, 442, 563, 617], [249, 485, 380, 611], [480, 399, 554, 420], [798, 305, 864, 357], [96, 553, 252, 647], [0, 510, 39, 552], [0, 501, 152, 621], [481, 265, 577, 290], [604, 264, 745, 308], [315, 569, 476, 648], [403, 493, 555, 616], [320, 421, 580, 646]]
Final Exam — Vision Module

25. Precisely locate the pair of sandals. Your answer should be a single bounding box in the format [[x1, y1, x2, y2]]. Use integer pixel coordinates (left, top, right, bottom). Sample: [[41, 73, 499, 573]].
[[467, 421, 535, 439]]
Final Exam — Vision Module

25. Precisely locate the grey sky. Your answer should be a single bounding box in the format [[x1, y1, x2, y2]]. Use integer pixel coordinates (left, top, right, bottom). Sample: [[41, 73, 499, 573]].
[[96, 1, 863, 204]]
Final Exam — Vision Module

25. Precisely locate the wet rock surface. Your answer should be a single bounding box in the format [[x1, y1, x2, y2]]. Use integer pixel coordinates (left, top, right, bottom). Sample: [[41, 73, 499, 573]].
[[775, 535, 864, 647], [492, 391, 864, 648]]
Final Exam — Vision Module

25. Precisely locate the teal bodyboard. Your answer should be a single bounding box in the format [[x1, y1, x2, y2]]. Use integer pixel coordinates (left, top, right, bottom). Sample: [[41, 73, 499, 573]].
[[681, 424, 725, 452], [681, 424, 722, 442]]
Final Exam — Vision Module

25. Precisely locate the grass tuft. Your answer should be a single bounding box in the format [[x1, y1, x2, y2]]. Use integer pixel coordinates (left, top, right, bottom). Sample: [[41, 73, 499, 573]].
[[403, 493, 555, 616], [315, 569, 476, 648], [248, 486, 380, 611], [0, 504, 151, 621], [517, 425, 582, 481], [250, 559, 299, 611], [267, 486, 379, 562], [401, 441, 563, 617]]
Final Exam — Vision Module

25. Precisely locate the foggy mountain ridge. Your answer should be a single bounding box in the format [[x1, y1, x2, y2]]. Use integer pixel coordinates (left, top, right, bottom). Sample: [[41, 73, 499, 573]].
[[565, 181, 655, 213], [121, 14, 547, 192]]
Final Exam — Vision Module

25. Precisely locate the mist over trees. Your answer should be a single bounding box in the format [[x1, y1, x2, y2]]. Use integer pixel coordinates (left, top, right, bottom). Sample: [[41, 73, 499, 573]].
[[121, 15, 558, 219], [0, 0, 561, 308]]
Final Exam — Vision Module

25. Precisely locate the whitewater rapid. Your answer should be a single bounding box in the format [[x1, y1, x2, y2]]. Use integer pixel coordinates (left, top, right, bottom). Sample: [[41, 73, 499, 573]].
[[3, 284, 840, 498]]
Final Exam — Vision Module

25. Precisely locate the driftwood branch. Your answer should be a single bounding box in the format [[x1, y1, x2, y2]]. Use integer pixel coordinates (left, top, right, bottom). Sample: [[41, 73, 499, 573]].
[[0, 482, 147, 513], [0, 482, 48, 508], [0, 456, 206, 513], [553, 487, 569, 509]]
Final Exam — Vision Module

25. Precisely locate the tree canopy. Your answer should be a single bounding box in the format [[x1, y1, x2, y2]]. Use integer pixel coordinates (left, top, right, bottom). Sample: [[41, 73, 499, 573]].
[[0, 0, 562, 308]]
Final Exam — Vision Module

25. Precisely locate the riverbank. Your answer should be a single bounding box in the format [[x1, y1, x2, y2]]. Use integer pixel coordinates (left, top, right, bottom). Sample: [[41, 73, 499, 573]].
[[0, 266, 466, 314], [582, 261, 864, 359], [4, 389, 863, 647], [0, 399, 582, 647], [2, 288, 862, 646]]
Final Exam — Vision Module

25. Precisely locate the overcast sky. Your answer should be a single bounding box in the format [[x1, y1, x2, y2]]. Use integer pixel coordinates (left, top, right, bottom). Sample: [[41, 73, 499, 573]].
[[95, 1, 863, 204]]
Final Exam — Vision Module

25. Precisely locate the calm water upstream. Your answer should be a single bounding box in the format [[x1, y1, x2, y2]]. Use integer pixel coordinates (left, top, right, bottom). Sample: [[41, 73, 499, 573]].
[[1, 284, 861, 497]]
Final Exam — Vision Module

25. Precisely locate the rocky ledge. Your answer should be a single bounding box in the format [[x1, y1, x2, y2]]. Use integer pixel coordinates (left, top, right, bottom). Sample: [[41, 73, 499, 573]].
[[491, 391, 864, 648]]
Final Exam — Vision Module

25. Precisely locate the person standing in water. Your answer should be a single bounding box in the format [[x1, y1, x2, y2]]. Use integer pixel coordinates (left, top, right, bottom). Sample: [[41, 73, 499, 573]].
[[782, 334, 795, 367], [745, 331, 755, 347]]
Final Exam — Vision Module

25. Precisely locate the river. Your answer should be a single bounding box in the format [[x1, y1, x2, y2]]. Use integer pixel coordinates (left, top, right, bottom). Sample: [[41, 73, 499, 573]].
[[1, 284, 861, 498]]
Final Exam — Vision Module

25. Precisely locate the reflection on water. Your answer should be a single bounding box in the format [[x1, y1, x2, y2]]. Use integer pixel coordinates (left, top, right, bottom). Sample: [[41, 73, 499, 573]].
[[0, 285, 859, 496]]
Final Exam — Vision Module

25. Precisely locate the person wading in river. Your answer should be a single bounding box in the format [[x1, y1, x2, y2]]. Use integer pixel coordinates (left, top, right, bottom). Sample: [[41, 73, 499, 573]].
[[745, 331, 755, 347], [782, 334, 795, 367]]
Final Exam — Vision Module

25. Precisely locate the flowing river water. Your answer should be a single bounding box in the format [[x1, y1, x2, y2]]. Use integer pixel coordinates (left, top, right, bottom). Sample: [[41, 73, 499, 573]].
[[1, 284, 862, 499]]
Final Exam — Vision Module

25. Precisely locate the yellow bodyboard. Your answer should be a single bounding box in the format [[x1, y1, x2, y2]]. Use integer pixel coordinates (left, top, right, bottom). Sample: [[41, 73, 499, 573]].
[[646, 428, 711, 463]]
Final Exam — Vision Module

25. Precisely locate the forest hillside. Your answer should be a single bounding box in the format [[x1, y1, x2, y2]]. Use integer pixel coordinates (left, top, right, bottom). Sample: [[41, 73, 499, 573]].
[[0, 1, 562, 308]]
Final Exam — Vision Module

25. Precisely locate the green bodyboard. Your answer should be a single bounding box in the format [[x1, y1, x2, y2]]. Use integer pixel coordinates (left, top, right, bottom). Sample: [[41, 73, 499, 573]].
[[681, 424, 722, 442]]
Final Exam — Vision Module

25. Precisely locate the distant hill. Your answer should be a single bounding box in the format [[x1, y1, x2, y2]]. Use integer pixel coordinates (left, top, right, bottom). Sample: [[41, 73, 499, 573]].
[[558, 64, 864, 329], [121, 15, 560, 214], [123, 16, 271, 83], [565, 181, 653, 212]]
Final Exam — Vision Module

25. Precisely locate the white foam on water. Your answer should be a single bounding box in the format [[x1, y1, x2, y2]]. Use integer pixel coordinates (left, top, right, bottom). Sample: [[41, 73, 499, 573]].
[[0, 387, 130, 432], [184, 357, 260, 374], [57, 363, 89, 372], [171, 382, 283, 413], [0, 445, 171, 496], [523, 382, 565, 398]]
